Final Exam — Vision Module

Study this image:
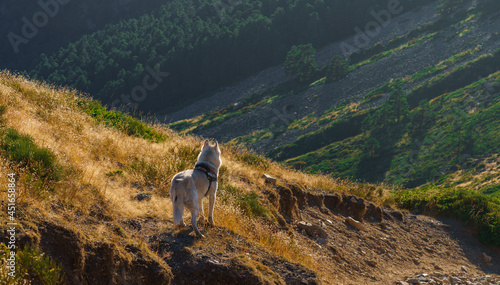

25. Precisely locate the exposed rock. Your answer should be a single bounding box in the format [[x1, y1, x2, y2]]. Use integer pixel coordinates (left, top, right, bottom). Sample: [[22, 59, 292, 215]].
[[133, 192, 152, 201], [365, 202, 384, 222], [306, 192, 324, 208], [262, 174, 277, 185], [151, 230, 319, 285], [124, 219, 142, 231], [345, 217, 365, 231], [383, 207, 405, 222], [402, 271, 500, 285], [338, 195, 367, 222], [89, 203, 113, 221], [277, 186, 301, 221], [433, 264, 443, 270], [323, 193, 342, 212], [297, 221, 328, 239], [406, 277, 422, 284], [480, 252, 492, 265], [288, 184, 307, 208], [39, 222, 172, 284]]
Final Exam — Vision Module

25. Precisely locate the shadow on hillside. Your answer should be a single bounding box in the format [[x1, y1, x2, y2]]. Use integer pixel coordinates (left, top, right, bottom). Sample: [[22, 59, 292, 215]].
[[356, 126, 406, 183], [436, 217, 500, 275], [149, 230, 196, 255]]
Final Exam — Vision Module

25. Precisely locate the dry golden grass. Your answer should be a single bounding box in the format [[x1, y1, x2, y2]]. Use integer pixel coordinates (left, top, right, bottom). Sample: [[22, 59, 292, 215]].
[[0, 71, 388, 282]]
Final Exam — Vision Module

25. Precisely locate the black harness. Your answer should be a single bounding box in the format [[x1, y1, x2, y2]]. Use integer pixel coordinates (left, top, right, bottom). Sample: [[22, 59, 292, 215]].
[[194, 163, 217, 197]]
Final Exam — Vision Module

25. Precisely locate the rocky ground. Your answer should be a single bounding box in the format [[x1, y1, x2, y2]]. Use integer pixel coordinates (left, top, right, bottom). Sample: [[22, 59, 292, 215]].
[[398, 271, 500, 285], [133, 178, 500, 284], [4, 176, 499, 284]]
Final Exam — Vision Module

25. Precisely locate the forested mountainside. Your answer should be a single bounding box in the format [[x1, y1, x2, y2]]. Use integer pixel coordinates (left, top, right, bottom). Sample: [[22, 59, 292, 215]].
[[19, 0, 433, 113], [169, 0, 500, 196], [1, 0, 167, 70]]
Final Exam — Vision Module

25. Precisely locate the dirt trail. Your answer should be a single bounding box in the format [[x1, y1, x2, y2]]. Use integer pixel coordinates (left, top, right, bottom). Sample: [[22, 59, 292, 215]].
[[138, 182, 499, 284], [4, 179, 498, 284]]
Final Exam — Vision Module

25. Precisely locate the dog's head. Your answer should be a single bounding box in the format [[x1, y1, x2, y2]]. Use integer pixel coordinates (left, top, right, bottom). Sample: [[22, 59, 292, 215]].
[[197, 140, 222, 169]]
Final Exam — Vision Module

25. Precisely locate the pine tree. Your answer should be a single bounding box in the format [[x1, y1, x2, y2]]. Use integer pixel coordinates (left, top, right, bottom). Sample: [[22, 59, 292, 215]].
[[284, 44, 317, 82], [326, 56, 349, 83]]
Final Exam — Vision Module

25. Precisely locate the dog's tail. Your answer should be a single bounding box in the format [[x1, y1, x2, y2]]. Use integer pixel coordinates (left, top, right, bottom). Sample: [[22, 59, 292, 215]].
[[170, 180, 184, 226]]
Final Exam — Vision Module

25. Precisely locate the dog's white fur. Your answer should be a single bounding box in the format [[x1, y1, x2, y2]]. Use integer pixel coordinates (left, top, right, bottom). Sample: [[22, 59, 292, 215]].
[[170, 140, 221, 237]]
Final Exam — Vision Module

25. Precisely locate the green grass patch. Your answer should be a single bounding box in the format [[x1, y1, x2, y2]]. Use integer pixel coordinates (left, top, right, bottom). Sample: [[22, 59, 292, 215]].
[[236, 153, 270, 170], [0, 128, 63, 182], [105, 170, 124, 177], [219, 185, 269, 219], [407, 46, 481, 83], [310, 77, 326, 86], [239, 191, 270, 218], [78, 99, 166, 143], [361, 83, 392, 105], [349, 33, 436, 72], [228, 130, 273, 148], [0, 243, 66, 284], [481, 183, 500, 199], [288, 113, 317, 130], [394, 187, 500, 246]]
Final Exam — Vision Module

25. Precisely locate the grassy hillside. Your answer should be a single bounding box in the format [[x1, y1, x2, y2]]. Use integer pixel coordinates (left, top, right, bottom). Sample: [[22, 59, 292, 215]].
[[0, 71, 352, 283], [0, 71, 499, 284]]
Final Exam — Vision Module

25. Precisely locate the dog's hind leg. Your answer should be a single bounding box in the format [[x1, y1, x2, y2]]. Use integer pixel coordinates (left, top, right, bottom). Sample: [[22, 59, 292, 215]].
[[187, 191, 205, 238], [171, 185, 186, 227], [208, 191, 216, 226]]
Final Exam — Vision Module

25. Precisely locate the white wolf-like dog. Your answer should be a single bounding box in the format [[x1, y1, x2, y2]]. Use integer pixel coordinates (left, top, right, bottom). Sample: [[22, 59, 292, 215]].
[[170, 140, 221, 238]]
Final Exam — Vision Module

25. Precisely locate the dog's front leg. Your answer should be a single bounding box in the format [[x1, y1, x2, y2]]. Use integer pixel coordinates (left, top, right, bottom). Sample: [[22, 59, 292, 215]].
[[208, 192, 216, 226], [198, 196, 205, 223]]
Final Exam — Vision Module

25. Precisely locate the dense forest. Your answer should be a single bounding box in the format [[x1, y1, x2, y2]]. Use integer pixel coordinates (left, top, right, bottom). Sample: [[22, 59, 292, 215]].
[[1, 0, 169, 70], [23, 0, 434, 113]]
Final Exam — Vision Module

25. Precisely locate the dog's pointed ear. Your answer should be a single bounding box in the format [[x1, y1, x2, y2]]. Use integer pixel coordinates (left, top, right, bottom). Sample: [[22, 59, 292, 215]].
[[202, 139, 210, 150], [215, 141, 220, 153]]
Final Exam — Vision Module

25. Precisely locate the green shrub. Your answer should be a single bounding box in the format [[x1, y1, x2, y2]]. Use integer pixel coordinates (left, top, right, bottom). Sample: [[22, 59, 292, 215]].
[[239, 191, 269, 218], [326, 56, 349, 83], [0, 244, 65, 285], [220, 185, 269, 219], [284, 44, 318, 82], [237, 153, 270, 170], [78, 99, 166, 143], [481, 183, 500, 199], [0, 128, 62, 182], [105, 170, 124, 177], [394, 187, 500, 245]]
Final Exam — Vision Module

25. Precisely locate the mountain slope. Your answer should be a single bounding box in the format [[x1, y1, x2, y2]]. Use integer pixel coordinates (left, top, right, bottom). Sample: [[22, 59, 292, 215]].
[[27, 0, 435, 114], [0, 72, 499, 284], [169, 0, 500, 193]]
